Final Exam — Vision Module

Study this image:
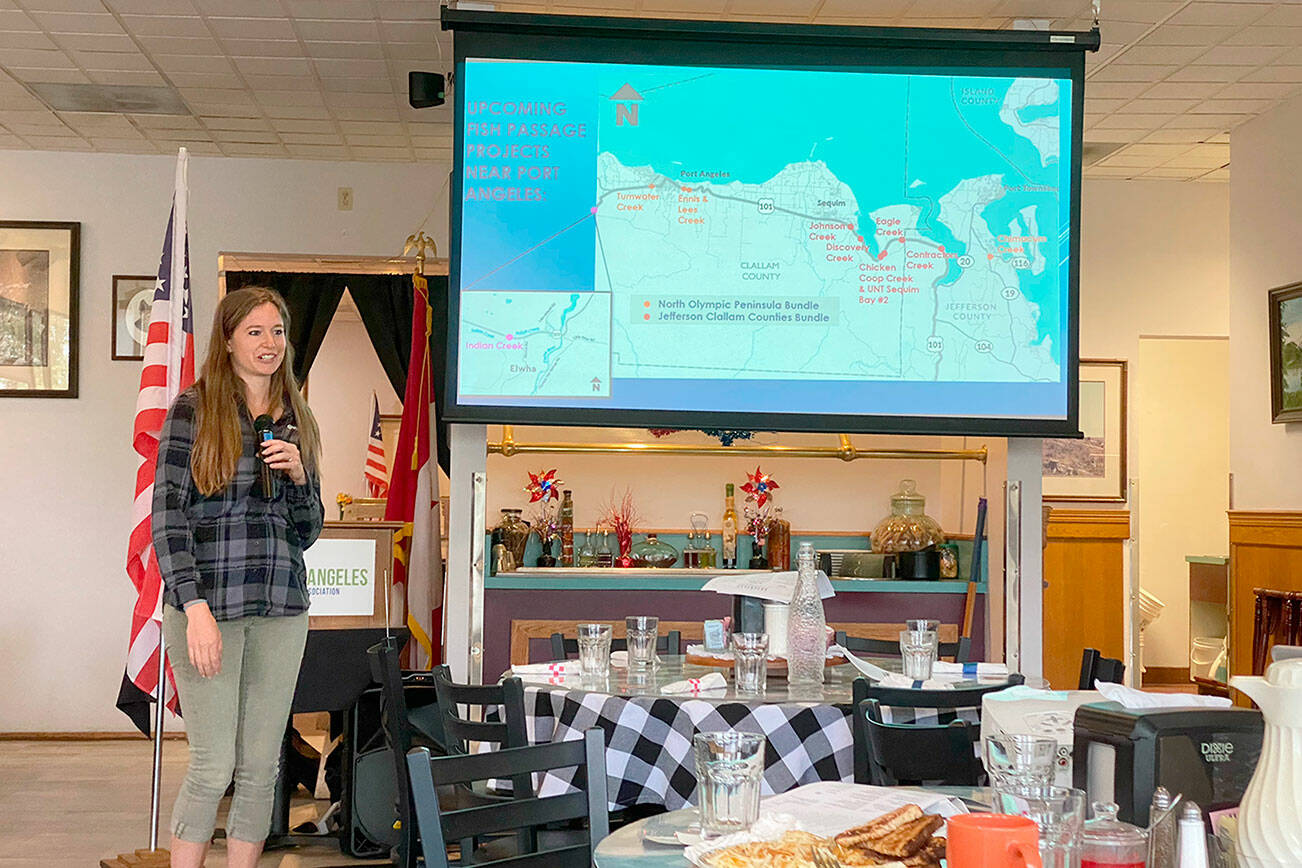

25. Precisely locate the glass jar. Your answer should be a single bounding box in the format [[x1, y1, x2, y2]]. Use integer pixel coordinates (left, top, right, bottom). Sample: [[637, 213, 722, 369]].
[[1082, 801, 1147, 868], [629, 533, 678, 568], [495, 509, 530, 565], [870, 478, 946, 553]]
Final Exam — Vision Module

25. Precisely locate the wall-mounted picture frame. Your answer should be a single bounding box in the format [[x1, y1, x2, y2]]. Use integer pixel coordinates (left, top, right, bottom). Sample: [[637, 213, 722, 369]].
[[1042, 359, 1128, 502], [111, 275, 156, 361], [1269, 281, 1302, 424], [0, 221, 79, 398]]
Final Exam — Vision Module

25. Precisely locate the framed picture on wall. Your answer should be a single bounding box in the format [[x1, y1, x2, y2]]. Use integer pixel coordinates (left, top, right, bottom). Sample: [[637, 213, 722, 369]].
[[1269, 281, 1302, 424], [0, 221, 79, 398], [1042, 359, 1128, 502], [111, 275, 156, 361]]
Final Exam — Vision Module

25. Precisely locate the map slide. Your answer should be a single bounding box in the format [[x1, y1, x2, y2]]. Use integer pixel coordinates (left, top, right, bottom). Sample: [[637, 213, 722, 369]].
[[455, 58, 1072, 418]]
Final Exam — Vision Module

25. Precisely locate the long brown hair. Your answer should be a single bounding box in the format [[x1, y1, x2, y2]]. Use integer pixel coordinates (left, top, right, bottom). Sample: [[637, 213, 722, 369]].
[[190, 287, 322, 495]]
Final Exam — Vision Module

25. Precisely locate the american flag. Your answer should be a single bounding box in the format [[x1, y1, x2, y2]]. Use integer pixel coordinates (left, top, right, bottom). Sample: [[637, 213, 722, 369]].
[[364, 392, 389, 498], [116, 149, 195, 735]]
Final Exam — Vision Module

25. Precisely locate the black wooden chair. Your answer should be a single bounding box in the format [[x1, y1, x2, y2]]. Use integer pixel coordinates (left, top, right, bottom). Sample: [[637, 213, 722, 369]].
[[432, 667, 529, 757], [406, 729, 611, 868], [834, 630, 972, 663], [856, 698, 986, 786], [1079, 648, 1126, 689], [849, 674, 1023, 784], [548, 630, 683, 660], [366, 637, 452, 868]]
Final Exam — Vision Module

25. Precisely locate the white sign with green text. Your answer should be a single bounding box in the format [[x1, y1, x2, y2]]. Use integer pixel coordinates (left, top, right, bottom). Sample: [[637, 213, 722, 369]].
[[303, 538, 377, 616]]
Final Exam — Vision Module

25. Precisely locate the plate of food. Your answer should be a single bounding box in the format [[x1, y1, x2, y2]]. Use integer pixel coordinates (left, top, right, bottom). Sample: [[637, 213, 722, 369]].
[[686, 803, 948, 868]]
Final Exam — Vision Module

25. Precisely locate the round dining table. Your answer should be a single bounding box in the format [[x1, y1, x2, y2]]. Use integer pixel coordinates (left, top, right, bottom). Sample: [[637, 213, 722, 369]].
[[507, 655, 1017, 811]]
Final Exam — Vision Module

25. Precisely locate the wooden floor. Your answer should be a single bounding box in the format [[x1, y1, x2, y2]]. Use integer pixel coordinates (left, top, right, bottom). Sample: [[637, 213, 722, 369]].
[[0, 739, 381, 867]]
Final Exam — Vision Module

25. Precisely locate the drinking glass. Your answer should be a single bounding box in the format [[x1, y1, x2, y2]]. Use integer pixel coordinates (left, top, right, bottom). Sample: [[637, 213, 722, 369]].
[[731, 633, 769, 693], [625, 615, 659, 669], [692, 731, 766, 839], [900, 628, 939, 680], [993, 785, 1087, 868], [576, 623, 612, 678], [906, 619, 941, 633], [985, 733, 1059, 788]]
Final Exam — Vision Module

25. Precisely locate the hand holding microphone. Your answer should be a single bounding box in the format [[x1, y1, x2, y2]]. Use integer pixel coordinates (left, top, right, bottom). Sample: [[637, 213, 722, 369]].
[[255, 414, 307, 494]]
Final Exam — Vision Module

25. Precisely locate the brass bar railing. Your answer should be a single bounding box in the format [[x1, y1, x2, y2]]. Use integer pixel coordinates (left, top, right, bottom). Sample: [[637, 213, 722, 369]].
[[488, 426, 987, 464]]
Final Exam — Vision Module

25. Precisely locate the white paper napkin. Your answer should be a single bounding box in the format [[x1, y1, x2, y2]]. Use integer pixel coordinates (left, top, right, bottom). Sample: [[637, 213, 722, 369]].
[[932, 661, 1009, 678], [511, 660, 580, 676], [1095, 681, 1231, 709], [661, 672, 727, 694], [877, 673, 957, 690]]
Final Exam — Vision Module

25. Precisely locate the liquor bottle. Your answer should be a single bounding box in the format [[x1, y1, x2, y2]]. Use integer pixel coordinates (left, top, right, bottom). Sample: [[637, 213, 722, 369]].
[[766, 507, 791, 572], [682, 530, 699, 568], [559, 490, 574, 566], [577, 530, 597, 567], [596, 530, 613, 567], [699, 531, 717, 569], [748, 536, 768, 570], [786, 542, 826, 684], [721, 483, 739, 569]]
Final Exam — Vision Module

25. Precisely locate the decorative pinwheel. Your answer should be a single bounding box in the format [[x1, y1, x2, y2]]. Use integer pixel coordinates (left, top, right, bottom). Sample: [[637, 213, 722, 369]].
[[741, 466, 779, 509], [524, 468, 563, 503]]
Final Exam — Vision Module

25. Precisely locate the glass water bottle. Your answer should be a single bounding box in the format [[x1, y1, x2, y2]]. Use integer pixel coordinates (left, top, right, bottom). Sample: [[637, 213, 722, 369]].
[[786, 542, 826, 684]]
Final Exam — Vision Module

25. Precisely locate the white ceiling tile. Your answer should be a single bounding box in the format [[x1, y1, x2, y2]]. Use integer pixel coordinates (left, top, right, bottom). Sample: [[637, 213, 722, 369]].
[[1102, 0, 1184, 24], [0, 108, 64, 123], [199, 115, 268, 130], [285, 143, 348, 157], [1200, 167, 1230, 181], [1094, 21, 1154, 43], [128, 111, 197, 127], [303, 40, 385, 58], [1166, 2, 1271, 26], [330, 104, 397, 120], [262, 104, 330, 118], [1138, 24, 1239, 45], [324, 90, 392, 107], [28, 10, 126, 32], [241, 74, 315, 90], [0, 87, 54, 107], [0, 30, 58, 48], [280, 131, 341, 144], [1222, 25, 1302, 46], [23, 0, 111, 13], [410, 134, 448, 147], [293, 19, 378, 40], [384, 41, 442, 60], [319, 76, 392, 94], [1088, 64, 1177, 82], [338, 119, 400, 133], [256, 89, 326, 107], [269, 117, 332, 131], [1140, 167, 1201, 179], [1195, 45, 1288, 65], [1140, 128, 1217, 143], [1114, 141, 1192, 158], [184, 99, 258, 115], [153, 53, 231, 73], [379, 20, 436, 42], [1275, 47, 1302, 65], [1089, 112, 1171, 129], [1191, 97, 1275, 113], [1118, 44, 1206, 65], [412, 147, 449, 160], [22, 134, 87, 147], [0, 9, 39, 29], [1257, 5, 1302, 27], [1086, 82, 1150, 98], [120, 14, 209, 36], [207, 16, 295, 39], [375, 0, 440, 20], [1205, 132, 1230, 143], [7, 66, 88, 84], [69, 49, 154, 70], [222, 39, 304, 57], [104, 0, 198, 13], [233, 56, 312, 76], [1164, 112, 1244, 128], [54, 31, 137, 51], [85, 69, 166, 84], [1083, 166, 1142, 178], [1083, 98, 1130, 113], [345, 132, 406, 146], [1243, 66, 1302, 83], [350, 145, 411, 160], [1160, 142, 1229, 168], [1164, 64, 1253, 82], [169, 139, 219, 153], [165, 72, 242, 88], [286, 0, 377, 17], [1118, 97, 1199, 113], [312, 57, 386, 77], [1216, 81, 1302, 100], [1, 47, 77, 68], [220, 142, 289, 155], [1140, 80, 1222, 98], [189, 0, 280, 16], [211, 128, 277, 142], [136, 34, 220, 52]]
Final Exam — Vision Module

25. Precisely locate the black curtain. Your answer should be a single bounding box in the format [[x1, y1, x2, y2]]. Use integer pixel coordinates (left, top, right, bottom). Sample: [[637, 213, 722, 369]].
[[225, 270, 451, 474], [225, 271, 345, 384]]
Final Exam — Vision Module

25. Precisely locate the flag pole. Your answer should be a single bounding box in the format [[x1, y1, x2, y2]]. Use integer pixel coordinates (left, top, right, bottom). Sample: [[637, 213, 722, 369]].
[[150, 631, 166, 850]]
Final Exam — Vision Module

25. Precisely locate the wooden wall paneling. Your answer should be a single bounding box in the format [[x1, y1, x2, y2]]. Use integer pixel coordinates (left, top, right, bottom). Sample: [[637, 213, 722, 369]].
[[1228, 511, 1302, 705], [1042, 509, 1131, 690]]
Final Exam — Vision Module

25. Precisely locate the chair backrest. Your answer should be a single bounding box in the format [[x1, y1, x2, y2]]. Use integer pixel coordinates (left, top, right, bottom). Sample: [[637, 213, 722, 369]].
[[834, 630, 971, 663], [548, 630, 683, 660], [366, 636, 427, 868], [1079, 647, 1126, 689], [406, 729, 611, 868], [852, 674, 1024, 711], [432, 667, 529, 756], [856, 698, 984, 787]]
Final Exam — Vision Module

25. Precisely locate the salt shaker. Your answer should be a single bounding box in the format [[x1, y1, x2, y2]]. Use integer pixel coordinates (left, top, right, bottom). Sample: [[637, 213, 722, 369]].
[[1176, 803, 1208, 868], [1083, 801, 1148, 868]]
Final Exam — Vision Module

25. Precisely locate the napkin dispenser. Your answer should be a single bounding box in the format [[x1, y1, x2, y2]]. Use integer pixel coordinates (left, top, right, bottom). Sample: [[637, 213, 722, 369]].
[[1072, 701, 1263, 825]]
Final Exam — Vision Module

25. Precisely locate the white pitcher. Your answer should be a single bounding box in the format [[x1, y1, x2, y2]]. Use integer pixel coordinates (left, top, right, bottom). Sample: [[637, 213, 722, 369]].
[[1229, 658, 1302, 868]]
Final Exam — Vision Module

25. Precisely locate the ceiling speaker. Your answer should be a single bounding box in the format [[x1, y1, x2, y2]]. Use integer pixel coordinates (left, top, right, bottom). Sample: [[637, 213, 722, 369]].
[[408, 72, 446, 109]]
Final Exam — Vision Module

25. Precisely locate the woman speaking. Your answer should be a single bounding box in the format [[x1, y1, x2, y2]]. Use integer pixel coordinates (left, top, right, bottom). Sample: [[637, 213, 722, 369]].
[[153, 287, 324, 868]]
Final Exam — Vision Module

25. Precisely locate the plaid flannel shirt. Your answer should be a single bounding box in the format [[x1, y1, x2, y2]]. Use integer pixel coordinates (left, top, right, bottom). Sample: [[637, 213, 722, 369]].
[[152, 389, 324, 620]]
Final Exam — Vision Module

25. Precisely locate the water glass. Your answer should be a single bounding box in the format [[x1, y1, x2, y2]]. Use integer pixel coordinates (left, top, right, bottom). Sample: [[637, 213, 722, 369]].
[[906, 619, 941, 633], [731, 633, 769, 693], [692, 731, 766, 839], [576, 623, 612, 678], [900, 628, 939, 680], [993, 785, 1087, 868], [985, 733, 1059, 788], [625, 615, 659, 669]]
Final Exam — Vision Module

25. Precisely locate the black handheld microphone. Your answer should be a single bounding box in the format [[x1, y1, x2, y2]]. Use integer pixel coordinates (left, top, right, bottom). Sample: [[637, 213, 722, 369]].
[[254, 414, 276, 499]]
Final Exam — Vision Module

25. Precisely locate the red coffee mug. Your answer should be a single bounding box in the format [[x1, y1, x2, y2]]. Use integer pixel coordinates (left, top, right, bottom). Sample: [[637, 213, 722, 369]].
[[947, 814, 1043, 868]]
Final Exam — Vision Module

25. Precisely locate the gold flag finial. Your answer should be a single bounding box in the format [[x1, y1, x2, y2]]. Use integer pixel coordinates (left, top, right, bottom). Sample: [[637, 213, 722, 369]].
[[403, 231, 438, 275]]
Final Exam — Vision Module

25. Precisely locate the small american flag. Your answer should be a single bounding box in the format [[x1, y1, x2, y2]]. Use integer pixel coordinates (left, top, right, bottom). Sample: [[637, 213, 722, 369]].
[[364, 392, 389, 498], [117, 148, 194, 735]]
